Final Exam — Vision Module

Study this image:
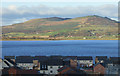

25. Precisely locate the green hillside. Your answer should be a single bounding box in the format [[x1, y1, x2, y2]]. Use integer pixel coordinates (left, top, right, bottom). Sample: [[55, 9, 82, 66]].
[[2, 15, 118, 40]]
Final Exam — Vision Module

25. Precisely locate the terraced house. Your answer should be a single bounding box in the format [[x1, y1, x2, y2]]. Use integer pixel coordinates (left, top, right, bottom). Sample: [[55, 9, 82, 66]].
[[15, 56, 34, 70], [77, 56, 93, 67], [40, 58, 63, 74]]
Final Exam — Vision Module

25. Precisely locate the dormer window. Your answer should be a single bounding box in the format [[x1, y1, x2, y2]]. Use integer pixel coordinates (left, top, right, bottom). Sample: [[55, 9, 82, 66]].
[[42, 65, 44, 68], [50, 66, 52, 68], [50, 70, 53, 73], [45, 65, 47, 68], [58, 66, 61, 68]]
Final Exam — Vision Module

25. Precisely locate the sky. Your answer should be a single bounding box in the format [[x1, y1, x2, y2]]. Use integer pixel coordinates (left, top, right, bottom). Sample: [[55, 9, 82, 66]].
[[1, 0, 119, 26]]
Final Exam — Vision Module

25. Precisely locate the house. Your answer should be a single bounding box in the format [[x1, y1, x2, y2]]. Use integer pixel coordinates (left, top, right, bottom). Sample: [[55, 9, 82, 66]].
[[77, 56, 93, 67], [4, 56, 15, 62], [39, 60, 48, 74], [105, 57, 120, 74], [93, 62, 106, 74], [49, 55, 64, 59], [15, 56, 34, 70], [70, 59, 77, 68], [33, 56, 48, 70], [33, 59, 40, 70], [105, 62, 119, 74], [57, 65, 87, 76], [1, 58, 17, 75], [1, 67, 38, 76], [63, 56, 77, 68], [63, 58, 70, 66], [8, 67, 38, 75], [40, 58, 63, 75], [95, 56, 107, 64]]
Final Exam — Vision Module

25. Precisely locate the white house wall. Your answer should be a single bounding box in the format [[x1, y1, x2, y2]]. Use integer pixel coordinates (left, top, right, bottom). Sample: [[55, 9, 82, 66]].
[[77, 60, 93, 65], [17, 63, 34, 69], [40, 65, 63, 74]]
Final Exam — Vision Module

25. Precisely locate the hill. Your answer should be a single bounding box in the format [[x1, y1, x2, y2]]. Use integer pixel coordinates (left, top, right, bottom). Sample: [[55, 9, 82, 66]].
[[2, 15, 118, 40]]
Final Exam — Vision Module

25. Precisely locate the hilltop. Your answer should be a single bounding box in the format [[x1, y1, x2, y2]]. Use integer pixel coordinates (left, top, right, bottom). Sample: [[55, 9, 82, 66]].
[[2, 15, 118, 40]]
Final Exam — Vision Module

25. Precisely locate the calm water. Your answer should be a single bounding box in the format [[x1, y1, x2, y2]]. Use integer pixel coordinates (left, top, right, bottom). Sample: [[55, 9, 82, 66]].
[[2, 40, 118, 58]]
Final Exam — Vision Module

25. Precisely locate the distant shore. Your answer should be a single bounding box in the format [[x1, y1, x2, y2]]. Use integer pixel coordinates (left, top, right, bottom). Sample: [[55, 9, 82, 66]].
[[1, 39, 118, 41]]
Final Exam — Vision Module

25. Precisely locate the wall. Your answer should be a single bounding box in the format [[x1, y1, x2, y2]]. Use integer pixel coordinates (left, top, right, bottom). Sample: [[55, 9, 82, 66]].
[[77, 60, 93, 66], [94, 64, 105, 74], [17, 63, 34, 69], [40, 65, 63, 74]]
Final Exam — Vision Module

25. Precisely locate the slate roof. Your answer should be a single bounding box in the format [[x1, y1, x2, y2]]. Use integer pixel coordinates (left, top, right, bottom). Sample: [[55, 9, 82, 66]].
[[33, 56, 48, 62], [49, 55, 64, 59], [15, 56, 33, 63], [96, 56, 107, 60], [65, 56, 77, 60], [109, 57, 120, 64], [47, 58, 63, 66], [4, 56, 15, 59], [34, 56, 64, 66], [58, 65, 86, 74], [93, 62, 107, 68], [77, 56, 93, 60]]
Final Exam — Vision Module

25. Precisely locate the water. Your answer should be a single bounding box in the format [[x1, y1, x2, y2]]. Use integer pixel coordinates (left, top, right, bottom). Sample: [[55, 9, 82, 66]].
[[2, 40, 118, 58]]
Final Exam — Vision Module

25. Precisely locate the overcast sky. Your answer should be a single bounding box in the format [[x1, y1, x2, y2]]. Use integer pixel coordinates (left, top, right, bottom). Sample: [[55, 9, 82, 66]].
[[1, 0, 119, 26]]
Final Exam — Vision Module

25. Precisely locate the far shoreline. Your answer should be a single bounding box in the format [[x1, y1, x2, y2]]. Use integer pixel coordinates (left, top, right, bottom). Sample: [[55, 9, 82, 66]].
[[1, 39, 118, 41]]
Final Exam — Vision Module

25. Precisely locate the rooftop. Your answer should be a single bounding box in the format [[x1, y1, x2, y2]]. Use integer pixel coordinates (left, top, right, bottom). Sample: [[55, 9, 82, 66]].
[[47, 58, 63, 66], [4, 56, 15, 59], [77, 56, 93, 60], [109, 57, 120, 64], [96, 56, 107, 60], [16, 56, 33, 63]]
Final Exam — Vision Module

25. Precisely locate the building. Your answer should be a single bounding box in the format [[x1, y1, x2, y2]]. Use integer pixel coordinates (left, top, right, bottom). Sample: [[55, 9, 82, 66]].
[[93, 62, 106, 74], [63, 56, 77, 68], [77, 56, 93, 67], [33, 56, 48, 70], [105, 57, 120, 75], [1, 67, 38, 76], [109, 57, 120, 64], [63, 58, 70, 66], [57, 65, 87, 76], [40, 58, 63, 75], [95, 56, 107, 64], [105, 62, 119, 74], [1, 58, 17, 75], [15, 56, 34, 70], [4, 56, 15, 62]]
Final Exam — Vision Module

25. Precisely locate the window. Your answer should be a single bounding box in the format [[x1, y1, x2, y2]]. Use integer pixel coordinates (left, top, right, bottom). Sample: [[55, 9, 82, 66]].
[[42, 65, 44, 68], [58, 66, 61, 68], [43, 71, 45, 74], [90, 60, 92, 62], [50, 66, 52, 68], [50, 70, 53, 73], [45, 65, 46, 68]]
